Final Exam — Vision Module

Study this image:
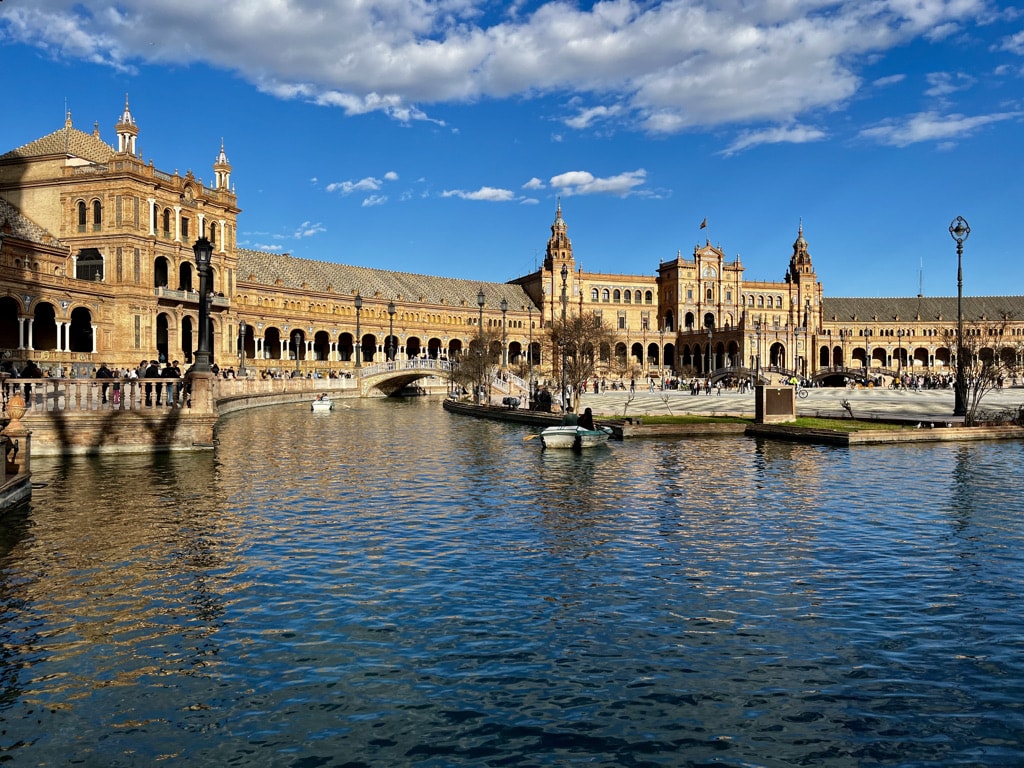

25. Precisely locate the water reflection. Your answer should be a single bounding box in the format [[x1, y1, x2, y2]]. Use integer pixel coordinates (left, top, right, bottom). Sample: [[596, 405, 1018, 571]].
[[0, 398, 1022, 765]]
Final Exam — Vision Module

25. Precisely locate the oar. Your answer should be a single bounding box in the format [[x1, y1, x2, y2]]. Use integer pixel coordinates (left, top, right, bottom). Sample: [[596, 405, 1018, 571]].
[[523, 434, 540, 441]]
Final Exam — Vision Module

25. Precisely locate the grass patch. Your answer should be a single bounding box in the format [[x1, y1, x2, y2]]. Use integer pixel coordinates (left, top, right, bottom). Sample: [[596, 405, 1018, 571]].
[[791, 417, 902, 432], [610, 414, 752, 425]]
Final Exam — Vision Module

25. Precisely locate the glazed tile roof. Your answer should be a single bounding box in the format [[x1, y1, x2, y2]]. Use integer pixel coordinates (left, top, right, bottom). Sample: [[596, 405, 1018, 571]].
[[822, 296, 1024, 323], [0, 198, 64, 248], [237, 249, 533, 309], [0, 120, 114, 164]]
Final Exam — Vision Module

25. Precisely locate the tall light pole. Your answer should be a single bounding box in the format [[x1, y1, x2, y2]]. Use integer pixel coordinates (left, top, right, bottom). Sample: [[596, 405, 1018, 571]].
[[292, 330, 301, 374], [354, 292, 362, 368], [500, 298, 508, 368], [477, 289, 485, 404], [387, 301, 396, 362], [526, 303, 534, 401], [560, 264, 568, 411], [897, 329, 905, 380], [707, 326, 713, 377], [950, 216, 970, 417], [863, 328, 871, 380], [192, 237, 213, 372], [237, 319, 247, 377]]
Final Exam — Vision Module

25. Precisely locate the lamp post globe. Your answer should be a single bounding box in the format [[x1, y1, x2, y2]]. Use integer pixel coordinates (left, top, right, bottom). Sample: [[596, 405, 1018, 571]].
[[950, 216, 970, 417]]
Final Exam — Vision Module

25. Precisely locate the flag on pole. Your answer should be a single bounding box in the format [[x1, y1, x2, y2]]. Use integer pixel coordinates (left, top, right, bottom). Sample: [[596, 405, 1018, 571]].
[[699, 217, 707, 229]]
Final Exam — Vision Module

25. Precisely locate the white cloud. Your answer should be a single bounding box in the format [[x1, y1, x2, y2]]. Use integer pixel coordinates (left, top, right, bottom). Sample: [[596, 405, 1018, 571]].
[[721, 125, 827, 156], [293, 221, 326, 239], [0, 0, 991, 133], [859, 110, 1020, 147], [326, 173, 399, 195], [441, 187, 517, 201], [924, 71, 975, 97], [549, 169, 647, 196], [522, 177, 545, 190], [362, 195, 388, 207]]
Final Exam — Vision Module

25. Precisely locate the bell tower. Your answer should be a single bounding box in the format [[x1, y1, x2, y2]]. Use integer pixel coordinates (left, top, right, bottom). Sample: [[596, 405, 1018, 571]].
[[114, 95, 139, 156]]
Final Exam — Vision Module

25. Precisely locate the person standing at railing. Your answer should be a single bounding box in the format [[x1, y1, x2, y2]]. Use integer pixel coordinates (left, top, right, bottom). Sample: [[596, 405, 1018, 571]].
[[96, 362, 113, 405], [161, 360, 181, 407], [144, 360, 160, 406]]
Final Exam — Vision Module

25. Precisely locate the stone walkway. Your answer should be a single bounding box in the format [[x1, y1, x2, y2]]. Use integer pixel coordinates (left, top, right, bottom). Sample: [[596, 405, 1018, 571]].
[[579, 386, 1024, 422]]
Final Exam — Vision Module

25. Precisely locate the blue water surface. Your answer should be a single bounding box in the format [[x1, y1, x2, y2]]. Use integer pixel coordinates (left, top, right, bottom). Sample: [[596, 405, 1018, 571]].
[[0, 397, 1022, 767]]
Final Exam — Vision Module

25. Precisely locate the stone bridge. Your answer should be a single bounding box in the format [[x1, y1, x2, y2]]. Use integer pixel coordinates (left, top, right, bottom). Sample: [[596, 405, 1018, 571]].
[[354, 359, 452, 396]]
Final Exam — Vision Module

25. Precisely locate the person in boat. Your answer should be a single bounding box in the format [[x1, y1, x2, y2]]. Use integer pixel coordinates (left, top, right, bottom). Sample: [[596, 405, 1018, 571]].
[[578, 407, 595, 431], [316, 392, 329, 401], [561, 406, 578, 426]]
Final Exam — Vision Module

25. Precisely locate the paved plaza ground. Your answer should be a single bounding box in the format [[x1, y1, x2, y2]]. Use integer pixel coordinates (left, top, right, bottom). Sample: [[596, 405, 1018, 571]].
[[579, 385, 1024, 423]]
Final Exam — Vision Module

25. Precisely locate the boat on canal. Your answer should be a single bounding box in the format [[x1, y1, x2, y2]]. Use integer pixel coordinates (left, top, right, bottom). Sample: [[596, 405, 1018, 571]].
[[311, 394, 334, 412], [540, 425, 613, 449]]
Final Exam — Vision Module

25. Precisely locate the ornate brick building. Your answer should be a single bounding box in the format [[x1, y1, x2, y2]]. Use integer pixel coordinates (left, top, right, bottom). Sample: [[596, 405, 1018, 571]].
[[2, 101, 1022, 387]]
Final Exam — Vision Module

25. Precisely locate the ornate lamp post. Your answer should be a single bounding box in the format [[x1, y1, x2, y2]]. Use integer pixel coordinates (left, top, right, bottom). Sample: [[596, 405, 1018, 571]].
[[500, 298, 508, 368], [526, 303, 534, 400], [950, 216, 970, 417], [354, 292, 362, 368], [387, 301, 396, 362], [706, 326, 713, 377], [292, 330, 301, 374], [477, 289, 485, 403], [863, 329, 871, 379], [237, 319, 247, 377], [560, 264, 568, 410], [192, 237, 213, 372], [897, 329, 905, 379]]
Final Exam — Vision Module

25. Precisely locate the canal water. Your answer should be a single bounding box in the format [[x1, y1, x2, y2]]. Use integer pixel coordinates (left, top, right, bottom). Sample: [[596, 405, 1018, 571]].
[[1, 397, 1022, 766]]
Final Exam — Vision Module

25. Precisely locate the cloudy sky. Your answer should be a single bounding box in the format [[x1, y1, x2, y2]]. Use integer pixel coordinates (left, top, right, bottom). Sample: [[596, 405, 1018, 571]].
[[1, 0, 1022, 297]]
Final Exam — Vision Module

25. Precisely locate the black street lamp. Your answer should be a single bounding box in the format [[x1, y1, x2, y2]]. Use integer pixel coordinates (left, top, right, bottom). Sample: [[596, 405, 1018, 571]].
[[354, 292, 362, 368], [526, 303, 534, 400], [238, 319, 247, 377], [707, 327, 712, 377], [192, 237, 213, 372], [293, 330, 301, 373], [476, 289, 485, 403], [500, 298, 508, 368], [863, 329, 871, 378], [387, 301, 396, 362], [950, 216, 970, 417], [897, 329, 905, 379]]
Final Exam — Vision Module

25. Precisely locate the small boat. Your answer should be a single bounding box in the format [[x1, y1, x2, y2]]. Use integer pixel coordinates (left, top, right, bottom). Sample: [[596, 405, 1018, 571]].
[[540, 425, 613, 449], [311, 395, 334, 412]]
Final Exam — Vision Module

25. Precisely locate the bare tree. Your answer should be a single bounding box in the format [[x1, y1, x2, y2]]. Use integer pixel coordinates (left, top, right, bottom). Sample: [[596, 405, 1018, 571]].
[[448, 327, 503, 404], [945, 314, 1019, 425], [548, 311, 617, 411]]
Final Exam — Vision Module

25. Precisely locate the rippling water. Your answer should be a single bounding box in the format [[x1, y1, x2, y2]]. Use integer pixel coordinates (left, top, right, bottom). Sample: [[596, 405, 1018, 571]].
[[1, 397, 1023, 766]]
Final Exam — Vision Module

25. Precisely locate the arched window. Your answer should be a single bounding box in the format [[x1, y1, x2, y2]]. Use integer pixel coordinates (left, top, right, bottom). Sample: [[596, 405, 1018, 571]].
[[162, 208, 172, 237], [767, 296, 773, 308], [591, 288, 599, 301], [645, 291, 653, 304], [77, 201, 87, 230], [624, 290, 632, 304], [758, 295, 764, 307], [613, 289, 621, 302], [92, 200, 102, 229], [635, 290, 642, 303], [602, 289, 610, 302], [706, 287, 713, 301]]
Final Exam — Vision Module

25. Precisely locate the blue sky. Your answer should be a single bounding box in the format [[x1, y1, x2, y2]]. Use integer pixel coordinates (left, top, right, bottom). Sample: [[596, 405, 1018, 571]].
[[1, 0, 1022, 298]]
